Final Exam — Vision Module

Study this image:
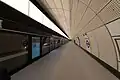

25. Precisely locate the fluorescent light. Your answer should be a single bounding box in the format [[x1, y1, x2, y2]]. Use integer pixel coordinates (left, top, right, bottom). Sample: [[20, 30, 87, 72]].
[[29, 2, 68, 38], [29, 2, 44, 23], [1, 0, 68, 38], [1, 0, 29, 15]]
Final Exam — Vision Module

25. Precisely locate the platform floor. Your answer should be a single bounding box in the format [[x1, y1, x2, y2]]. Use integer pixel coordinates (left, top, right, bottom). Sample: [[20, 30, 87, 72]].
[[12, 42, 119, 80]]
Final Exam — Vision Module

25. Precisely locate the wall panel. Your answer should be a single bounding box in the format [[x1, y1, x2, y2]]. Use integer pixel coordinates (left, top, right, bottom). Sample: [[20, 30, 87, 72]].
[[93, 26, 117, 69], [75, 37, 80, 46], [106, 19, 120, 71], [79, 35, 86, 49], [87, 32, 99, 57], [119, 62, 120, 72], [107, 19, 120, 36]]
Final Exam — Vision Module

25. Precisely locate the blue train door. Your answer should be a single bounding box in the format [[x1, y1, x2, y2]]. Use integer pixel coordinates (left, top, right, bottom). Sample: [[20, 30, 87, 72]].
[[32, 37, 40, 59]]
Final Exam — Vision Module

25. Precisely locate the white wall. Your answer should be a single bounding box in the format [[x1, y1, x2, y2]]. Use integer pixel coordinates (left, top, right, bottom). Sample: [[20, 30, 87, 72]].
[[93, 27, 117, 69], [87, 32, 99, 57], [77, 26, 118, 70], [106, 19, 120, 71], [73, 0, 120, 72], [79, 35, 86, 49]]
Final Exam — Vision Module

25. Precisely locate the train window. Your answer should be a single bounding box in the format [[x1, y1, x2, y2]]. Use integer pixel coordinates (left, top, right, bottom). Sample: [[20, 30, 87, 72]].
[[58, 40, 60, 43], [43, 38, 50, 46], [43, 43, 48, 46], [49, 37, 54, 51], [41, 37, 50, 55]]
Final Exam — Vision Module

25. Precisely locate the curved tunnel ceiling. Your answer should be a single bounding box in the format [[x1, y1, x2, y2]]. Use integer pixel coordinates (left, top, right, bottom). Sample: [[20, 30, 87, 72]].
[[36, 0, 71, 38], [36, 0, 120, 39]]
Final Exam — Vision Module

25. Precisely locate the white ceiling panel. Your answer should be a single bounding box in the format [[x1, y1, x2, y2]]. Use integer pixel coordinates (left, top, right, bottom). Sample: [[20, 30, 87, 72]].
[[71, 0, 87, 34], [64, 11, 70, 24], [50, 9, 59, 20], [83, 16, 103, 33], [54, 0, 62, 9], [79, 0, 90, 5], [71, 0, 78, 14], [75, 8, 96, 34], [36, 0, 120, 38], [74, 2, 87, 29], [99, 0, 120, 24], [61, 0, 70, 10], [57, 9, 65, 22], [89, 0, 110, 13], [46, 0, 56, 8]]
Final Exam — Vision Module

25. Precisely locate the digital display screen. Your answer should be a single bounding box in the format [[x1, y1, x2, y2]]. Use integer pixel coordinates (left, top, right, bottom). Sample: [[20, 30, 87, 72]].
[[32, 37, 40, 59]]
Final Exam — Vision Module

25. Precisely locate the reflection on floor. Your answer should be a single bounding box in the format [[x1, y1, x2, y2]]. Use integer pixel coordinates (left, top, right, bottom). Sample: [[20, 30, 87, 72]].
[[12, 42, 119, 80]]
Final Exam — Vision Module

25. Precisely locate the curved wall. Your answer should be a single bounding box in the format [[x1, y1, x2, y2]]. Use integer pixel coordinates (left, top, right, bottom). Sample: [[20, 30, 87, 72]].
[[73, 0, 120, 72]]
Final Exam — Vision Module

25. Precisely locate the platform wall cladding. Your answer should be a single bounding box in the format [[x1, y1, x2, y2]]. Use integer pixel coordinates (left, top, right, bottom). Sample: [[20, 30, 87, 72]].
[[73, 0, 120, 72]]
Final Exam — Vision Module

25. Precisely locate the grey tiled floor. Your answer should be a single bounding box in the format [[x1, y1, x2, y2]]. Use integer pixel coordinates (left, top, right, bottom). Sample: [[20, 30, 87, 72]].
[[12, 42, 119, 80]]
